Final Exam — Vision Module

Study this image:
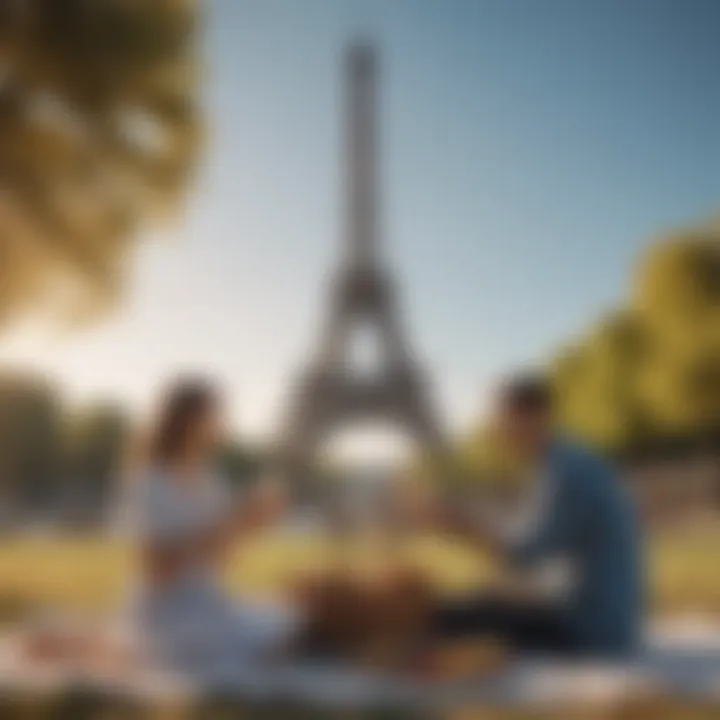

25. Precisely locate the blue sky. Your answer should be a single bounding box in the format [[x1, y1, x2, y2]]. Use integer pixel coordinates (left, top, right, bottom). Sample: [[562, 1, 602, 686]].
[[2, 0, 719, 455]]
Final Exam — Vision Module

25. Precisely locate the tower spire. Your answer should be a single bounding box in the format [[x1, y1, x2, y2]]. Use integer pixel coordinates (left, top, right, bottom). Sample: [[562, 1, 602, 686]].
[[345, 42, 379, 266]]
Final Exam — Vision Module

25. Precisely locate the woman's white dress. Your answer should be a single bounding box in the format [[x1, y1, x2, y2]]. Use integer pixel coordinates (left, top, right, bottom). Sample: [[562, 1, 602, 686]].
[[124, 469, 298, 672]]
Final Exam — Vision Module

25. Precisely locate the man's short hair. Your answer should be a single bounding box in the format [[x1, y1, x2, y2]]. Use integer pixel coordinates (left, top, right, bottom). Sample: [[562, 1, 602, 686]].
[[500, 373, 553, 415]]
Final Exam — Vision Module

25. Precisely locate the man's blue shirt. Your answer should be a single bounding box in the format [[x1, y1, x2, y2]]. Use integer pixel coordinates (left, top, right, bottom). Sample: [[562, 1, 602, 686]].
[[507, 440, 643, 656]]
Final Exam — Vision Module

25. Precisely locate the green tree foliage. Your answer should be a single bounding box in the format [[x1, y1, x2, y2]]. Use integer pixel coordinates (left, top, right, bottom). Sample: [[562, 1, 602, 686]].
[[453, 422, 524, 485], [460, 223, 720, 475], [558, 226, 719, 452], [63, 401, 129, 508], [552, 311, 648, 449], [0, 0, 201, 323], [0, 371, 62, 512], [632, 230, 720, 439], [218, 440, 266, 491]]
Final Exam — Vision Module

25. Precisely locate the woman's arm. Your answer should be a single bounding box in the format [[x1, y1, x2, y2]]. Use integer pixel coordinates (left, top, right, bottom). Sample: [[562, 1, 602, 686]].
[[198, 479, 289, 565], [140, 510, 250, 585]]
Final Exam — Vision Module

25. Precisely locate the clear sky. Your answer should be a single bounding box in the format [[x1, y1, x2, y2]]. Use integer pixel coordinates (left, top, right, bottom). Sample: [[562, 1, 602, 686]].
[[2, 0, 719, 457]]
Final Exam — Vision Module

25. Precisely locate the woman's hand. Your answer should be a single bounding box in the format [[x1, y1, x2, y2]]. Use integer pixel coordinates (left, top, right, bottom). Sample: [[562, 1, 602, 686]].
[[392, 479, 441, 531], [242, 477, 288, 532]]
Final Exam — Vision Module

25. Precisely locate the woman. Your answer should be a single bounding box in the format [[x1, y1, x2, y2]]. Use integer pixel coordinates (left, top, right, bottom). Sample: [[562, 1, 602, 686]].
[[125, 377, 298, 672]]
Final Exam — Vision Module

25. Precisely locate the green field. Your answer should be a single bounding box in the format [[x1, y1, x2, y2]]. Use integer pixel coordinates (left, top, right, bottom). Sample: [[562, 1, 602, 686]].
[[1, 524, 720, 623]]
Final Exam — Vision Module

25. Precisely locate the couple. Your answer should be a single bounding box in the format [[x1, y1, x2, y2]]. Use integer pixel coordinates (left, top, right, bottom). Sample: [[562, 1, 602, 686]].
[[125, 374, 642, 673]]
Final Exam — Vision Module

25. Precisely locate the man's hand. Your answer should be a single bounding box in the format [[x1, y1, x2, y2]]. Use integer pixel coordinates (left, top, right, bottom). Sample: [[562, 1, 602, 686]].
[[438, 500, 502, 555]]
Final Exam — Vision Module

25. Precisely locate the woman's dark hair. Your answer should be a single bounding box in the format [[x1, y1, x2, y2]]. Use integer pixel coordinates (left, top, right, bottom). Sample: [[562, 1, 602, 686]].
[[148, 377, 219, 466]]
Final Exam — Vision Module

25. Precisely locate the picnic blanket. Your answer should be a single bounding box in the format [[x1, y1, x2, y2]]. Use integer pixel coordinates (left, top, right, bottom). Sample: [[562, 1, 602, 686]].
[[2, 621, 720, 712]]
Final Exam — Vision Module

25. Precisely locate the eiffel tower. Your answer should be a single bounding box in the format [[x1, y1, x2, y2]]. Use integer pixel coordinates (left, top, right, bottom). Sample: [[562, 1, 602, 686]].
[[279, 43, 446, 480]]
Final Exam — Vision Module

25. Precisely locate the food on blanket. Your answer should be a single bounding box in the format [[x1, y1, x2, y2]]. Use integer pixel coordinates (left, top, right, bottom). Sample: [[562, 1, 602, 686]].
[[416, 638, 509, 681], [292, 565, 435, 664], [18, 621, 142, 673], [21, 627, 83, 664], [294, 570, 375, 653]]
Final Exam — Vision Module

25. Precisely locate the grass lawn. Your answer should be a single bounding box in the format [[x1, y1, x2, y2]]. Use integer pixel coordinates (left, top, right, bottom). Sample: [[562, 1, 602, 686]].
[[1, 524, 720, 622]]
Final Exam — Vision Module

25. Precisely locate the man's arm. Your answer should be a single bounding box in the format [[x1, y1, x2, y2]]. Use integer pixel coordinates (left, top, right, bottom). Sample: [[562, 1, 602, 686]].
[[504, 469, 585, 566]]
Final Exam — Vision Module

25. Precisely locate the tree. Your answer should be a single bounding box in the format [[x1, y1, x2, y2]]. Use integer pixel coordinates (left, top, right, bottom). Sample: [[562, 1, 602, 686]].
[[552, 312, 648, 450], [0, 0, 201, 323], [0, 370, 63, 514], [632, 229, 720, 339], [218, 440, 265, 491], [632, 229, 720, 439], [63, 401, 129, 514]]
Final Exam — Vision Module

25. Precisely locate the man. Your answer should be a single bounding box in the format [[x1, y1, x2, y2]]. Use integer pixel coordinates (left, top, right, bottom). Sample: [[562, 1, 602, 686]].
[[431, 374, 643, 658]]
